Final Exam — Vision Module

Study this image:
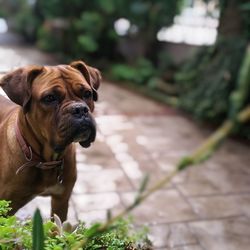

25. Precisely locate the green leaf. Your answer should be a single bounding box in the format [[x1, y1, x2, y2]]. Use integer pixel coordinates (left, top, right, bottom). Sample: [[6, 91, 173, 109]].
[[177, 156, 193, 171], [0, 200, 11, 216], [240, 2, 250, 10], [97, 0, 115, 14], [138, 173, 149, 194], [32, 209, 44, 250], [84, 223, 102, 238], [77, 35, 98, 52]]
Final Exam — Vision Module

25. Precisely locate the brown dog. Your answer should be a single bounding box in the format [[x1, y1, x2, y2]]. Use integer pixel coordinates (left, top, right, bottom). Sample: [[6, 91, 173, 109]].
[[0, 61, 101, 221]]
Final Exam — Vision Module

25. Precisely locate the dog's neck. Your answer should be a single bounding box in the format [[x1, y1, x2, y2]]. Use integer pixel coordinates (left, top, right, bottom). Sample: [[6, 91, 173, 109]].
[[17, 111, 64, 161]]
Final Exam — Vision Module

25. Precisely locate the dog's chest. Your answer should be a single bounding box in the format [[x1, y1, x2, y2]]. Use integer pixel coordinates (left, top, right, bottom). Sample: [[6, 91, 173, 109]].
[[35, 167, 65, 196]]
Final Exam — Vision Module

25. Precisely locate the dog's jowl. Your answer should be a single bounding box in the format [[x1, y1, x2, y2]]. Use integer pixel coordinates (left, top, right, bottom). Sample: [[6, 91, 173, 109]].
[[0, 61, 101, 221]]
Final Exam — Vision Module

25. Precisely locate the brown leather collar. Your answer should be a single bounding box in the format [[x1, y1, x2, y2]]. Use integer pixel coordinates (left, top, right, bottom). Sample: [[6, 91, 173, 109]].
[[14, 121, 64, 183]]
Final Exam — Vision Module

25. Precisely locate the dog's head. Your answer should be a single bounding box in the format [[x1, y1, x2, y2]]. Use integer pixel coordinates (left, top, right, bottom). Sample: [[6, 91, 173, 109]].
[[0, 61, 101, 152]]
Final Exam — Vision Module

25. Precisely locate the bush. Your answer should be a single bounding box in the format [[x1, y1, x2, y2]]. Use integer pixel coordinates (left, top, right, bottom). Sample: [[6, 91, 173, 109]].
[[175, 38, 247, 121], [10, 0, 41, 42], [0, 201, 151, 250], [110, 58, 156, 84], [2, 0, 182, 65]]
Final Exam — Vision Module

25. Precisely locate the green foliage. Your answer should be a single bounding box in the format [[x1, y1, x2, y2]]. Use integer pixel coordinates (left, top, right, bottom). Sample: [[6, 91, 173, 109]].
[[177, 157, 194, 171], [96, 0, 116, 14], [74, 11, 103, 36], [240, 1, 250, 41], [2, 0, 182, 64], [229, 45, 250, 119], [10, 0, 41, 42], [37, 26, 60, 52], [175, 38, 247, 121], [171, 0, 250, 139], [84, 219, 149, 250], [110, 64, 139, 82], [0, 201, 11, 216], [0, 201, 150, 250], [120, 0, 183, 35], [77, 35, 99, 53], [110, 58, 156, 84], [0, 202, 32, 249]]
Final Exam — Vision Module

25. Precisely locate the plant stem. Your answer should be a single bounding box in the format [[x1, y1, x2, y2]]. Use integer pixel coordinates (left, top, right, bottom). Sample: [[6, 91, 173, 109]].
[[105, 106, 250, 224], [74, 105, 250, 249]]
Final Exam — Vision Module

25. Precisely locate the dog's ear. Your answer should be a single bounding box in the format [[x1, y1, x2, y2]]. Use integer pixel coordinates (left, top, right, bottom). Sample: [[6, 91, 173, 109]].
[[0, 66, 43, 113], [70, 61, 101, 101]]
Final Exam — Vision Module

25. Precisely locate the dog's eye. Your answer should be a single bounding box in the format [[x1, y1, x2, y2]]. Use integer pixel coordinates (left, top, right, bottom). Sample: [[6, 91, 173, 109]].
[[83, 90, 92, 99], [42, 94, 57, 104]]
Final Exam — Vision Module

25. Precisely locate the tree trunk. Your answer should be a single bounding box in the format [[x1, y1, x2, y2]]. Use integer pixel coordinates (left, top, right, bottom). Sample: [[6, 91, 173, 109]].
[[217, 0, 244, 38]]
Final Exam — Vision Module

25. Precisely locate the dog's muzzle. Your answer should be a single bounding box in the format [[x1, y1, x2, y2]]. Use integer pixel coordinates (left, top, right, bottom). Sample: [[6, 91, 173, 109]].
[[55, 102, 96, 151], [71, 103, 96, 147], [76, 115, 96, 148]]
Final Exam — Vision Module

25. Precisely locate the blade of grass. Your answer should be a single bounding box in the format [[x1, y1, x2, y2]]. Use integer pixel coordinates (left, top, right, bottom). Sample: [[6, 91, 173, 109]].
[[32, 209, 44, 250]]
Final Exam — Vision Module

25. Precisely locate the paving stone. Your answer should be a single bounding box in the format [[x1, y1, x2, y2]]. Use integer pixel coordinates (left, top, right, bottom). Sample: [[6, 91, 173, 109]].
[[121, 189, 197, 225], [103, 129, 174, 190], [171, 245, 204, 250], [188, 194, 250, 219], [148, 223, 197, 248], [188, 216, 250, 250], [121, 158, 173, 190], [97, 81, 171, 116], [176, 161, 250, 197], [0, 46, 56, 72], [0, 32, 25, 46], [154, 248, 170, 250], [118, 134, 181, 188], [76, 210, 108, 225], [72, 192, 124, 212], [97, 115, 135, 137], [112, 129, 150, 163], [153, 156, 188, 184], [77, 138, 114, 163], [16, 197, 51, 220], [76, 140, 121, 170], [16, 197, 77, 223], [74, 168, 133, 193], [211, 141, 250, 176], [0, 47, 27, 71], [148, 224, 170, 248], [73, 194, 125, 226], [131, 116, 205, 154]]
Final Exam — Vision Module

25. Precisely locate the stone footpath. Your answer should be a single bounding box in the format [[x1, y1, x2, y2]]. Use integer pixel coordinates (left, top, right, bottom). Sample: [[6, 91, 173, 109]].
[[1, 33, 250, 250]]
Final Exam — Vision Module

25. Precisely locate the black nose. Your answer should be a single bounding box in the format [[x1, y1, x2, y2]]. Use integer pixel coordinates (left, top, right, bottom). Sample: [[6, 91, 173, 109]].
[[72, 104, 89, 118]]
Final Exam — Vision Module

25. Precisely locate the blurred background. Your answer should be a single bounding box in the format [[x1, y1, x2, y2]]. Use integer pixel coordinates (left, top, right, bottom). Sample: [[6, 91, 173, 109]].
[[0, 0, 250, 133]]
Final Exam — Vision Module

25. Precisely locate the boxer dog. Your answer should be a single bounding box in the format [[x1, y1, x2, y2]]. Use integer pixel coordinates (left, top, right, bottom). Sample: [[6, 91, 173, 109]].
[[0, 61, 101, 221]]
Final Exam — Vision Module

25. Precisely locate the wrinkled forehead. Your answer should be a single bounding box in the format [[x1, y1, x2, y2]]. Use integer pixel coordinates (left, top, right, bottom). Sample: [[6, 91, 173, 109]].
[[33, 65, 89, 91]]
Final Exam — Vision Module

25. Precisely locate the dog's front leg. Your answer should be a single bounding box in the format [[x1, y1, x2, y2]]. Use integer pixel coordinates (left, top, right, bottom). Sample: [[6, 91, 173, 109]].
[[51, 177, 76, 222], [51, 193, 71, 222]]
